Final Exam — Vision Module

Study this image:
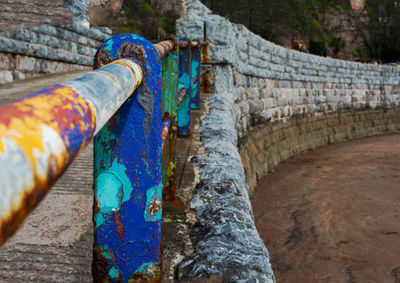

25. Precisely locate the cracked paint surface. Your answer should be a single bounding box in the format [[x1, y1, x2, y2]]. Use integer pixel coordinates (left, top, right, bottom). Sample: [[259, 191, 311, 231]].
[[0, 85, 96, 244], [93, 34, 162, 282]]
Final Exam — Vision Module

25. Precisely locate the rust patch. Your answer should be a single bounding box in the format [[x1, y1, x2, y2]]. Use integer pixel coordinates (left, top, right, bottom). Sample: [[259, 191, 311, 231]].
[[92, 249, 110, 283], [201, 44, 209, 64], [149, 199, 162, 215], [113, 213, 125, 239]]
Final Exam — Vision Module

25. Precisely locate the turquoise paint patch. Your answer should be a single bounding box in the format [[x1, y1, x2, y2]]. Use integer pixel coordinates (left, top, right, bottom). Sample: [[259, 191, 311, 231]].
[[101, 249, 113, 260], [94, 160, 134, 228], [133, 262, 158, 276], [178, 73, 190, 90], [144, 183, 162, 222], [96, 172, 123, 209], [178, 72, 191, 128], [177, 98, 190, 128], [108, 266, 120, 279], [104, 39, 114, 51], [94, 119, 119, 173], [191, 60, 199, 75]]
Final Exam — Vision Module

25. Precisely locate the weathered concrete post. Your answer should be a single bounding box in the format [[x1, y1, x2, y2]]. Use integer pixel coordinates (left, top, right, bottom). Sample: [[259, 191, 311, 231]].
[[177, 39, 192, 136], [190, 45, 201, 109], [92, 34, 163, 281], [161, 50, 179, 201]]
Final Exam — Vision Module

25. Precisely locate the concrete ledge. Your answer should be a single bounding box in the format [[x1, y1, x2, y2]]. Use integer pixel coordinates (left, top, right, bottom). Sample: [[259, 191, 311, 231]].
[[177, 64, 275, 282], [176, 1, 400, 281]]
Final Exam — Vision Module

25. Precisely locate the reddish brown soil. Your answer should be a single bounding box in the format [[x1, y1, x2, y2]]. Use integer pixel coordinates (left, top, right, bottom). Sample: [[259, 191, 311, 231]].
[[252, 134, 400, 283]]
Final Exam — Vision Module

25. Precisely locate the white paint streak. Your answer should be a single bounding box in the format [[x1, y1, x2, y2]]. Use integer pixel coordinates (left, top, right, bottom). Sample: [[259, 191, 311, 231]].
[[64, 59, 144, 134], [33, 125, 66, 180], [0, 136, 35, 219]]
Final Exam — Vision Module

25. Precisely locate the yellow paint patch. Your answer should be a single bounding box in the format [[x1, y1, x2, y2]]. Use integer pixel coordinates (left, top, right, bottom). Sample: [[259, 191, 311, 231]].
[[0, 85, 96, 187]]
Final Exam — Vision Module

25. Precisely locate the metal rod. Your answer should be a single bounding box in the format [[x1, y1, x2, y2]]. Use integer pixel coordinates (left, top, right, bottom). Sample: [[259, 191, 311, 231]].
[[0, 58, 143, 245], [154, 40, 174, 59], [177, 88, 187, 107]]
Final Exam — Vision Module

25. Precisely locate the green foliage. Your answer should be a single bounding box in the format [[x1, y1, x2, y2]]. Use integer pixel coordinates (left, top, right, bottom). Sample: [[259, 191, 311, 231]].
[[309, 39, 326, 56], [362, 0, 400, 62], [140, 2, 154, 14], [158, 10, 179, 35], [121, 0, 179, 40], [120, 25, 138, 34], [201, 0, 349, 56], [356, 47, 372, 62], [329, 37, 346, 56]]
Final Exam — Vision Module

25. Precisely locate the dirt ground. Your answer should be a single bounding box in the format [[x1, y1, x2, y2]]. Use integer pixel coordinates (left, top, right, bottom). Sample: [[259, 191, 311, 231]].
[[252, 134, 400, 283]]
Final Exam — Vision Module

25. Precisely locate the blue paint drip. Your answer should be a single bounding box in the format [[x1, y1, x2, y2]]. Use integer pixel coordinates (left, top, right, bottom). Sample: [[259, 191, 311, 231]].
[[93, 34, 162, 282]]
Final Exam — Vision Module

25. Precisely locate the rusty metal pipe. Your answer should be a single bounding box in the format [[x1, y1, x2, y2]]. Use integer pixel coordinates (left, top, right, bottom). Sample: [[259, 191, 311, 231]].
[[154, 40, 174, 59], [177, 88, 187, 107], [179, 40, 189, 49], [0, 58, 143, 245]]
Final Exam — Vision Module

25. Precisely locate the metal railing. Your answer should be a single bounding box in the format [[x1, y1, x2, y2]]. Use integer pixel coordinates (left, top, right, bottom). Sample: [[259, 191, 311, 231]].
[[0, 33, 206, 281]]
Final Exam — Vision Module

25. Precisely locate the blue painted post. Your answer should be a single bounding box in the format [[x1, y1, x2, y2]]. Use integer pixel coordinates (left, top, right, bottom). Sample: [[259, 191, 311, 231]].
[[190, 46, 201, 109], [177, 43, 192, 136], [92, 34, 162, 282]]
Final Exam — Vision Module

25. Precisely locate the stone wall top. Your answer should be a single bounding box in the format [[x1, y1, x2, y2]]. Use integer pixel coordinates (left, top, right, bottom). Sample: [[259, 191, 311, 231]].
[[177, 0, 400, 85]]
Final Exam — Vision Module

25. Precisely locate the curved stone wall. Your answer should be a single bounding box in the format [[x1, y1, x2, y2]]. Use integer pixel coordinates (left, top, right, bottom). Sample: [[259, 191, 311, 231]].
[[241, 109, 400, 194], [176, 0, 400, 281]]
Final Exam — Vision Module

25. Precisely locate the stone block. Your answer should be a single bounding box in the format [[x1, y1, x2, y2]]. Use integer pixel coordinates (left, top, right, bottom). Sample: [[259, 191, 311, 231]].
[[12, 71, 25, 80], [205, 15, 234, 46], [0, 53, 12, 70], [16, 55, 36, 72], [176, 17, 204, 41], [238, 101, 249, 115], [249, 100, 262, 114], [0, 70, 13, 84]]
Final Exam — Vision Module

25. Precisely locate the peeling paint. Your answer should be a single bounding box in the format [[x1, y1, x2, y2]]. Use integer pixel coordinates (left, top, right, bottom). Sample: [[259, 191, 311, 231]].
[[177, 44, 192, 137], [177, 72, 191, 135], [161, 119, 171, 150], [0, 85, 96, 244], [144, 183, 162, 222], [190, 47, 201, 109], [94, 160, 133, 229], [93, 34, 162, 282], [154, 40, 174, 59], [161, 51, 179, 204], [162, 52, 179, 116]]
